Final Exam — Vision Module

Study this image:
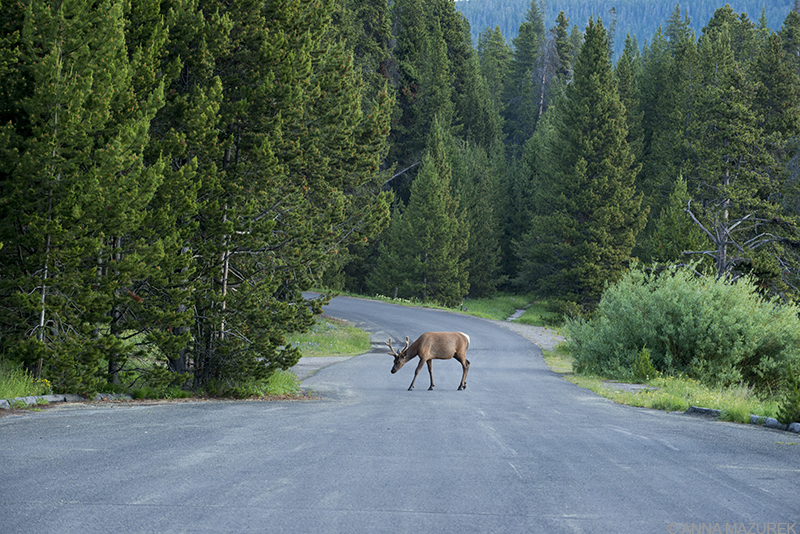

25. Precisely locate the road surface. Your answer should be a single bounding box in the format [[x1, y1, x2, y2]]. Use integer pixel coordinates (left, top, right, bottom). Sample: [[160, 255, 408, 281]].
[[1, 296, 798, 533]]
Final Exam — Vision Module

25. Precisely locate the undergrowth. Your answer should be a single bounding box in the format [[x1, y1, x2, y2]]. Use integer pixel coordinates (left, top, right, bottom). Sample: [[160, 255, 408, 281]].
[[0, 359, 52, 399], [544, 343, 781, 424]]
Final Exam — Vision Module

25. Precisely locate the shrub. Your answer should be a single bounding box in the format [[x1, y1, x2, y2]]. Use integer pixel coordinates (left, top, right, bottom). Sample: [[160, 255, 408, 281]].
[[777, 365, 800, 425], [632, 347, 659, 383], [567, 265, 800, 390]]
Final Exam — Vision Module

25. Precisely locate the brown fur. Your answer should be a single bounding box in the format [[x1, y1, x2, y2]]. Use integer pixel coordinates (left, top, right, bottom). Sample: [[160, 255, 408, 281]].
[[385, 332, 471, 391]]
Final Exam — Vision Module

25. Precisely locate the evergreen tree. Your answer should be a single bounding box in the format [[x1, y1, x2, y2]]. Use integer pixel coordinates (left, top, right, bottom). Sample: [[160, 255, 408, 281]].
[[645, 176, 708, 265], [0, 0, 165, 393], [664, 2, 691, 49], [477, 26, 511, 120], [173, 0, 392, 387], [615, 34, 643, 165], [516, 17, 646, 310], [389, 0, 457, 198], [779, 7, 800, 73], [503, 0, 546, 148], [451, 139, 505, 297], [683, 27, 788, 285], [370, 118, 468, 306], [553, 11, 574, 80]]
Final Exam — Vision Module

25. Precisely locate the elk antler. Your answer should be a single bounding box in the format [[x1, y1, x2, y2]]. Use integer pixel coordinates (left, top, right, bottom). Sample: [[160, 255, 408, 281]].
[[385, 337, 410, 356]]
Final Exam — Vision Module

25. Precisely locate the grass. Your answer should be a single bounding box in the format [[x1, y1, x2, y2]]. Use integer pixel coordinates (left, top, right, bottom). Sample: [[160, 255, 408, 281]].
[[459, 294, 529, 320], [331, 289, 562, 326], [514, 301, 561, 327], [0, 359, 52, 400], [286, 316, 371, 357], [543, 343, 780, 423]]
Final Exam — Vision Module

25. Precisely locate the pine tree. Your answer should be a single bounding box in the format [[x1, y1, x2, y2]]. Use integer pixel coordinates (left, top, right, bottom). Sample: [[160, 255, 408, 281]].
[[503, 0, 546, 148], [664, 2, 691, 50], [517, 17, 646, 309], [0, 0, 165, 393], [683, 27, 786, 284], [779, 8, 800, 73], [451, 139, 504, 297], [553, 11, 573, 80], [166, 0, 393, 387], [477, 26, 511, 120], [645, 176, 708, 266], [371, 117, 468, 306], [615, 34, 643, 165]]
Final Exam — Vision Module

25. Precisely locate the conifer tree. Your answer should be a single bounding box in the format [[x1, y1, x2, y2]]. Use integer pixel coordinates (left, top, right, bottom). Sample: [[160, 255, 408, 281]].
[[553, 11, 574, 80], [779, 7, 800, 73], [477, 26, 511, 120], [683, 28, 787, 284], [645, 176, 707, 266], [0, 0, 165, 393], [170, 0, 392, 387], [371, 118, 468, 306], [516, 17, 646, 309], [615, 34, 643, 165], [664, 2, 691, 49], [389, 0, 458, 197], [503, 0, 546, 148], [451, 139, 504, 297]]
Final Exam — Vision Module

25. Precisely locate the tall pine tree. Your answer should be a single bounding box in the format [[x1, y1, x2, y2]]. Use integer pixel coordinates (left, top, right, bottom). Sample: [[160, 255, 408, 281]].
[[516, 17, 646, 310]]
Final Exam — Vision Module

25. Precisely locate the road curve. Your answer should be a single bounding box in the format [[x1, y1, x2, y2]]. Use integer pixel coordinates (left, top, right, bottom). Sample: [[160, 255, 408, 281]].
[[0, 295, 798, 534]]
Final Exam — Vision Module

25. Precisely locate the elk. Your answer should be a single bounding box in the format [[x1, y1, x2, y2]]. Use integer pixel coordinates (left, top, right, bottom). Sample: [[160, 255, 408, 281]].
[[385, 332, 471, 391]]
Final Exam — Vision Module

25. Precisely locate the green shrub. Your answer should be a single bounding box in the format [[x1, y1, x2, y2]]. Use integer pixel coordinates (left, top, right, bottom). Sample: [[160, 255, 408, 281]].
[[777, 366, 800, 425], [567, 265, 800, 390], [632, 347, 659, 383]]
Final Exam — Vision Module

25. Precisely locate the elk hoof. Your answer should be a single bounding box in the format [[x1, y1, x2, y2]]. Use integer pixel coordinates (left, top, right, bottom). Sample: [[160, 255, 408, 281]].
[[428, 385, 434, 391], [407, 385, 414, 391], [458, 383, 466, 390]]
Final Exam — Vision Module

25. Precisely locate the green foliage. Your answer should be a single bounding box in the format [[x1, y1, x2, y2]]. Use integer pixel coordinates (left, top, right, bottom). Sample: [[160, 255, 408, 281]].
[[370, 118, 469, 307], [516, 17, 646, 310], [777, 365, 800, 424], [285, 318, 370, 358], [643, 176, 708, 266], [632, 347, 659, 383], [204, 370, 300, 399], [459, 294, 529, 320], [567, 265, 800, 390], [456, 0, 794, 59], [0, 359, 52, 399]]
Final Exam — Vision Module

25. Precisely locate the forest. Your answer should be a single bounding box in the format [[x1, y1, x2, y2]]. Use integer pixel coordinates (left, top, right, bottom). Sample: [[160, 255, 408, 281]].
[[456, 0, 795, 57], [2, 0, 800, 397]]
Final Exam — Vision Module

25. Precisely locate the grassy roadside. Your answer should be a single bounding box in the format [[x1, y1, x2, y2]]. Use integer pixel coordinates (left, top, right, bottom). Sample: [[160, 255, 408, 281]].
[[542, 343, 781, 424], [330, 290, 560, 326], [0, 317, 371, 402], [286, 316, 371, 357]]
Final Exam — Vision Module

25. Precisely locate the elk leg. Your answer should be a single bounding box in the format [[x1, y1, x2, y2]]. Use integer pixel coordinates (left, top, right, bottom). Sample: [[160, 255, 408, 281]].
[[457, 356, 470, 391], [427, 360, 435, 390], [409, 359, 425, 391]]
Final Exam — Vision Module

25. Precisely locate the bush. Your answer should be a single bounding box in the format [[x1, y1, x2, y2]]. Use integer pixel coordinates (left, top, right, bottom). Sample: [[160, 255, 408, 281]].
[[777, 365, 800, 425], [567, 265, 800, 390]]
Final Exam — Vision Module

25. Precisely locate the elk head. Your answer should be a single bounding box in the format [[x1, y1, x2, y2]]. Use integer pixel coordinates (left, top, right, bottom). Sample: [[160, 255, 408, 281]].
[[385, 336, 411, 373]]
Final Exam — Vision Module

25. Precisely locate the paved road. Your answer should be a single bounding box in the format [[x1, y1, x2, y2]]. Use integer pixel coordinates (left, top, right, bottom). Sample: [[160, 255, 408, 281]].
[[1, 296, 798, 533]]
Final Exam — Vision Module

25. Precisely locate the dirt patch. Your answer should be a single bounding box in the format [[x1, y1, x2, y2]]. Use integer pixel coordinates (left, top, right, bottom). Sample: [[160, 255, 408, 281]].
[[488, 320, 565, 352]]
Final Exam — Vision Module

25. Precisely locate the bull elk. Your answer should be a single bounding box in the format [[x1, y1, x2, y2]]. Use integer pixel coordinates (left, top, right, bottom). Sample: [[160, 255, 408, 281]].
[[385, 332, 471, 391]]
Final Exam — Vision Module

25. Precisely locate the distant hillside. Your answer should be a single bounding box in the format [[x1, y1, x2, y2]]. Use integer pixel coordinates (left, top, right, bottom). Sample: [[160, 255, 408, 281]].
[[456, 0, 795, 57]]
